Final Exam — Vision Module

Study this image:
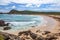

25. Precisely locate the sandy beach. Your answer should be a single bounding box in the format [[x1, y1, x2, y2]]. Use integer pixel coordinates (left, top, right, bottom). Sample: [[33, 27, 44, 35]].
[[0, 15, 59, 35], [0, 15, 60, 40]]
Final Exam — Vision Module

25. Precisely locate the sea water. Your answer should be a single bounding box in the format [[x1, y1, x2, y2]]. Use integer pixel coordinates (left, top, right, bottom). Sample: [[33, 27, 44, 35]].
[[0, 14, 45, 30]]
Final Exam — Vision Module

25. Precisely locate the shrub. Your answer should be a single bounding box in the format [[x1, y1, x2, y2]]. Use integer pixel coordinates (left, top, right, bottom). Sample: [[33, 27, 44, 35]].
[[0, 35, 4, 40]]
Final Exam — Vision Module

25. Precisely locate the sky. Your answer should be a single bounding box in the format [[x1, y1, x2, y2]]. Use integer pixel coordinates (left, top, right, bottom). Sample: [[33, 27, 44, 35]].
[[0, 0, 60, 12]]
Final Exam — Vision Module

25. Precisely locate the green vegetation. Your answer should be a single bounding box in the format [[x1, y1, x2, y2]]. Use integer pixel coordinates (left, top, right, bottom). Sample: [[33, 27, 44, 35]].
[[0, 35, 4, 40], [0, 9, 60, 15]]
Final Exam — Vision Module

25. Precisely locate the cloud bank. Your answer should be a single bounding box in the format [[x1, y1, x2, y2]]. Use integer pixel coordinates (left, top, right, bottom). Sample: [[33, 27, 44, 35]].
[[0, 0, 60, 12]]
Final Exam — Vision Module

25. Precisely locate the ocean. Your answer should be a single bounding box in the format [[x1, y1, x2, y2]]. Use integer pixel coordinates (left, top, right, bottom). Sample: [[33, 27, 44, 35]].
[[0, 14, 44, 30]]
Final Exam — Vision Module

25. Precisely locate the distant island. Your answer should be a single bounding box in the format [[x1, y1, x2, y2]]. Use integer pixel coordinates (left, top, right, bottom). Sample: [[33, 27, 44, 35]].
[[0, 10, 60, 15]]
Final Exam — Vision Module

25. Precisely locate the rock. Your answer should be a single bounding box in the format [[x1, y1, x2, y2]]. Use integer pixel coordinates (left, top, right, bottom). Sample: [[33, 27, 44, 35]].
[[3, 27, 11, 30], [0, 20, 10, 27], [30, 32, 37, 39], [42, 31, 51, 35], [53, 33, 60, 37], [0, 32, 21, 40], [45, 34, 57, 40], [18, 30, 37, 39], [36, 30, 41, 33], [0, 20, 5, 26], [36, 36, 45, 40], [31, 26, 35, 27], [18, 30, 31, 36], [4, 23, 10, 26]]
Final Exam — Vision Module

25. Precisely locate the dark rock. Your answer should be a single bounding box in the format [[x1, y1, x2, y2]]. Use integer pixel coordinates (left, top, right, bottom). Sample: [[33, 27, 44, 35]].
[[36, 30, 41, 33], [31, 26, 35, 27], [20, 37, 25, 40], [3, 27, 11, 30], [18, 30, 31, 36], [0, 31, 21, 40], [45, 34, 57, 40], [0, 20, 10, 26], [42, 31, 51, 35], [18, 30, 37, 39], [30, 32, 37, 39], [4, 23, 10, 26], [36, 36, 45, 40], [54, 33, 60, 36], [0, 20, 5, 26], [5, 37, 10, 40]]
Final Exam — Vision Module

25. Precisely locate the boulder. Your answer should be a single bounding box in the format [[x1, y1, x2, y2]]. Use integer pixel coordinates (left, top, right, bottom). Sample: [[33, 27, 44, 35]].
[[3, 27, 11, 30], [0, 20, 5, 26], [18, 30, 31, 36], [4, 23, 10, 26], [42, 31, 51, 35], [30, 32, 37, 39], [45, 34, 57, 40], [36, 36, 45, 40], [0, 20, 10, 26], [0, 32, 21, 40]]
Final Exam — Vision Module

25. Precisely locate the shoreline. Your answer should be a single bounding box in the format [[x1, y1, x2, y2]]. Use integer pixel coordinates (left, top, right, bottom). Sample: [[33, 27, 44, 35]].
[[0, 15, 59, 35], [0, 15, 60, 40]]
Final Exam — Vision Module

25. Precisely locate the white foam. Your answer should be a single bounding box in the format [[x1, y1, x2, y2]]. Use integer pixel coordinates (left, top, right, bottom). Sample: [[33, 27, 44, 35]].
[[6, 21, 36, 26]]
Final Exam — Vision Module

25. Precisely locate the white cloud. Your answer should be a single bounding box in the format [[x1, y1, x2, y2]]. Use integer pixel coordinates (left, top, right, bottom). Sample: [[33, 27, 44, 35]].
[[11, 0, 56, 4], [10, 0, 57, 7], [0, 0, 10, 5], [12, 6, 16, 9], [0, 0, 60, 12], [0, 0, 59, 6], [26, 4, 32, 7]]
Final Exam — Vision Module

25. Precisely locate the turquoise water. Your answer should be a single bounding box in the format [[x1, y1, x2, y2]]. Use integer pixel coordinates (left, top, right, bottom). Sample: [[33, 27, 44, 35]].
[[0, 14, 44, 30]]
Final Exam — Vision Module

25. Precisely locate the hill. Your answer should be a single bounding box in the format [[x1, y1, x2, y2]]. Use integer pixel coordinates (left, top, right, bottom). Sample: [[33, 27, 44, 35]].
[[0, 10, 60, 15]]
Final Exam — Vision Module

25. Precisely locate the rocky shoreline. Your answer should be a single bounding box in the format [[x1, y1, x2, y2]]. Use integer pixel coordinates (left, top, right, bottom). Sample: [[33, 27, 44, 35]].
[[0, 15, 60, 40], [0, 31, 21, 40], [17, 15, 60, 40]]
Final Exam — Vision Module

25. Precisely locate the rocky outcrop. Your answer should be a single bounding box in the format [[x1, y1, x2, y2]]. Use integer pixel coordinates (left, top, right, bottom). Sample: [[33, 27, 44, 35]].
[[0, 20, 5, 26], [42, 31, 51, 35], [0, 20, 11, 30], [18, 30, 60, 40], [3, 27, 11, 30], [18, 30, 31, 36], [0, 31, 21, 40], [0, 20, 10, 26], [30, 32, 37, 39]]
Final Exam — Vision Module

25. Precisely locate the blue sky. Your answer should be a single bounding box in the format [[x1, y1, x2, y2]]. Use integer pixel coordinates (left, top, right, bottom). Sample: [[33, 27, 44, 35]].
[[0, 0, 60, 12]]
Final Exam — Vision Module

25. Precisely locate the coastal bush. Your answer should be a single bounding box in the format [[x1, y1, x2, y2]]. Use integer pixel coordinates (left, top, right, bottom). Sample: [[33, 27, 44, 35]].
[[0, 34, 4, 40]]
